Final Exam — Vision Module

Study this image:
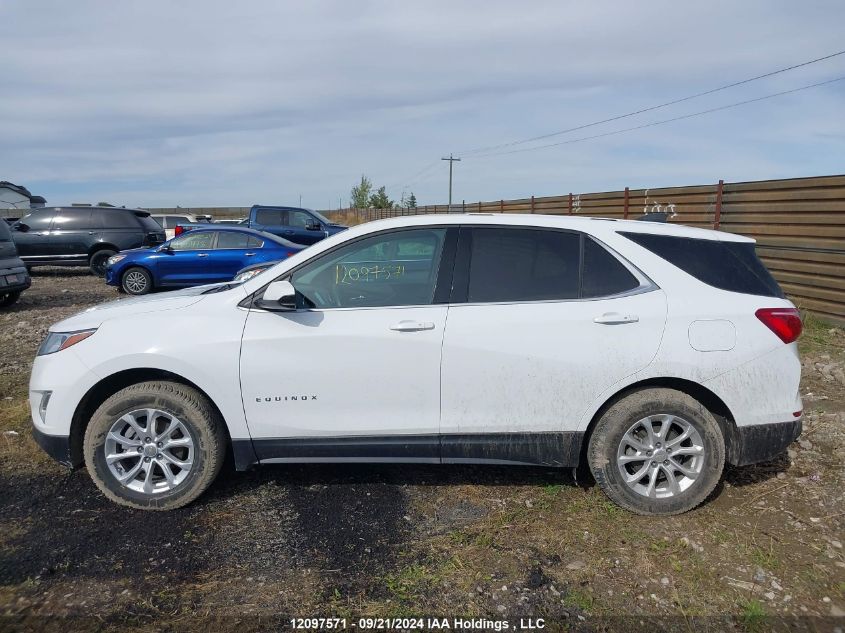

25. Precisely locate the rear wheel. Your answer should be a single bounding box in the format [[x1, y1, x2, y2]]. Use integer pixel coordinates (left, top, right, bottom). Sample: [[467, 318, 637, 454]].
[[121, 266, 152, 295], [83, 381, 226, 510], [588, 388, 725, 515], [89, 249, 116, 277], [0, 291, 21, 307]]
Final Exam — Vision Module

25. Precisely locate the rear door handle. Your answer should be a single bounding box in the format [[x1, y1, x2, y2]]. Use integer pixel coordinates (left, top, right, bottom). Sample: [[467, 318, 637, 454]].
[[197, 253, 209, 257], [245, 252, 256, 256], [594, 312, 639, 325], [390, 320, 435, 332]]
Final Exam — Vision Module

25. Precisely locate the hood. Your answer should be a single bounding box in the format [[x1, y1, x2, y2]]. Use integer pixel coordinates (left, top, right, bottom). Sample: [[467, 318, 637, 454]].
[[50, 284, 224, 332]]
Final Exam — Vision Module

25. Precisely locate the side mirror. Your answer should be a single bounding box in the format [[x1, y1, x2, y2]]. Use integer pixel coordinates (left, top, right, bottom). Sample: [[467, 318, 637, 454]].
[[157, 244, 172, 253], [255, 280, 297, 311], [305, 221, 322, 231], [13, 223, 29, 233]]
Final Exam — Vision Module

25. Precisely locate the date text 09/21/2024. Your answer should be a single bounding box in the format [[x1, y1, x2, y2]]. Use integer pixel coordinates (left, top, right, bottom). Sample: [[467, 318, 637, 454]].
[[289, 617, 546, 630]]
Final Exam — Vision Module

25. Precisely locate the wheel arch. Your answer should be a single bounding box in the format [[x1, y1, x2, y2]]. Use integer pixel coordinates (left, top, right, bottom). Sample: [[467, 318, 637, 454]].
[[68, 368, 238, 468], [88, 243, 119, 258], [119, 263, 156, 289], [579, 377, 738, 468]]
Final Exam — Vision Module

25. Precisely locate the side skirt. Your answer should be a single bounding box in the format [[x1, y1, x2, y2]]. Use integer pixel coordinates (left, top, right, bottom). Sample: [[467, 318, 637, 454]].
[[231, 432, 583, 471]]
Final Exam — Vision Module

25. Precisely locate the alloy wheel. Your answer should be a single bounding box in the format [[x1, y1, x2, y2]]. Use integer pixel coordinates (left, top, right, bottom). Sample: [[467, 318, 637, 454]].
[[104, 409, 195, 494], [124, 270, 148, 293], [615, 414, 705, 499]]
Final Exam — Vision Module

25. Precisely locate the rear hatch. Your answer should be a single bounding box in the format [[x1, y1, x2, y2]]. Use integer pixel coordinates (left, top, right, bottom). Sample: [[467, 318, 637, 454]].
[[136, 211, 166, 246]]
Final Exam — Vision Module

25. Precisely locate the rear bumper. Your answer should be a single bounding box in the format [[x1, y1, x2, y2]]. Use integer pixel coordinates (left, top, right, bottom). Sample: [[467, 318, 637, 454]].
[[725, 419, 802, 467], [32, 426, 74, 468], [0, 263, 31, 293]]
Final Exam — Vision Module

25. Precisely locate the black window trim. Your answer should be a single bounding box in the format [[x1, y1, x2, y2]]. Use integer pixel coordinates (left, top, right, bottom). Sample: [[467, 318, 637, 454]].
[[244, 225, 459, 312], [449, 224, 657, 306]]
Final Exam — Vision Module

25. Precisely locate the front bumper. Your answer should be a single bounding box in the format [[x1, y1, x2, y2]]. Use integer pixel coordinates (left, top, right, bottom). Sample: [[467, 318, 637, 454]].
[[32, 425, 74, 467], [725, 419, 802, 467]]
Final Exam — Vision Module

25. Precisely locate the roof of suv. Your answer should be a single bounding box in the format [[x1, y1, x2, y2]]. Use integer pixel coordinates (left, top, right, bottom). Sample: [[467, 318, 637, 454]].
[[354, 213, 753, 243]]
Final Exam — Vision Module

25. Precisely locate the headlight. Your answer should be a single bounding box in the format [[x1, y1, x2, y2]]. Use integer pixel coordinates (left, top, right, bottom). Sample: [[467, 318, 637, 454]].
[[107, 254, 126, 266], [234, 268, 265, 282], [37, 329, 97, 356]]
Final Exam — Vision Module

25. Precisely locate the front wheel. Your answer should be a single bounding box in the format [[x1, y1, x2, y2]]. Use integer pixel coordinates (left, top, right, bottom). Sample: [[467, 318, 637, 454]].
[[83, 381, 226, 510], [90, 249, 116, 277], [588, 387, 725, 516], [121, 266, 152, 295]]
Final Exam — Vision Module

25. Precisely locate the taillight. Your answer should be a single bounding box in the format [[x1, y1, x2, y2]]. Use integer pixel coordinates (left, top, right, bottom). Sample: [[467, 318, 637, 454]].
[[174, 225, 185, 236], [755, 308, 802, 343]]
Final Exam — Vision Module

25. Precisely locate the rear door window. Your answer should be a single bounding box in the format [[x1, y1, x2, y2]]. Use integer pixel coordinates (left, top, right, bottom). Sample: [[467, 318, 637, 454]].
[[581, 237, 640, 298], [465, 228, 581, 302], [52, 208, 92, 230], [255, 209, 285, 225], [216, 231, 251, 249], [620, 232, 783, 297]]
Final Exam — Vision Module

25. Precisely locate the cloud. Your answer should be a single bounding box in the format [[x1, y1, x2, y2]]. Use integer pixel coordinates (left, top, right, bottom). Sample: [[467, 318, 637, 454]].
[[1, 0, 843, 208]]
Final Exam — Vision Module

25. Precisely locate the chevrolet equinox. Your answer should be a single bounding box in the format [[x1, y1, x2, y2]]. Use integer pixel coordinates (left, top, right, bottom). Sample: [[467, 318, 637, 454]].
[[30, 214, 803, 514]]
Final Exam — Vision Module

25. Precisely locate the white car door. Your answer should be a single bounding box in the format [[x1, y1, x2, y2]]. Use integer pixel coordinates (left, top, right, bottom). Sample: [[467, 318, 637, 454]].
[[240, 226, 456, 462], [440, 227, 667, 466]]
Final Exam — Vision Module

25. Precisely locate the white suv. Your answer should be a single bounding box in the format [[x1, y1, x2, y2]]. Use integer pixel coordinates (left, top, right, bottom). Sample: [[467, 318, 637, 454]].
[[29, 214, 803, 514]]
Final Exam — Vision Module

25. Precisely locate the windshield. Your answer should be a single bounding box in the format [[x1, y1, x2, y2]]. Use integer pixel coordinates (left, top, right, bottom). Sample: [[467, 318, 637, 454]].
[[309, 209, 333, 224]]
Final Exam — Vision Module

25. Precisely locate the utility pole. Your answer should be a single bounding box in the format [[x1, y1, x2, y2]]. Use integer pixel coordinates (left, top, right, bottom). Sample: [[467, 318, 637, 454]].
[[441, 154, 461, 211]]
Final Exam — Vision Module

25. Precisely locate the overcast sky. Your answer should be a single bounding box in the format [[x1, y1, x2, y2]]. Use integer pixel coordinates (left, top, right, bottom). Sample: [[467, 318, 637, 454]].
[[2, 1, 844, 210]]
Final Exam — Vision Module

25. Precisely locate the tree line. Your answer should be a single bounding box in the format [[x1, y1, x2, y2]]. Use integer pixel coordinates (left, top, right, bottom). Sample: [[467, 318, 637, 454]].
[[349, 175, 417, 210]]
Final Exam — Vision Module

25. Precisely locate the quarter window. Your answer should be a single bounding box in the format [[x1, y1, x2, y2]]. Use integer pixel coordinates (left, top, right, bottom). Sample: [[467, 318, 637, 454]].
[[581, 237, 640, 298], [466, 228, 580, 302], [290, 228, 446, 309], [620, 232, 783, 298]]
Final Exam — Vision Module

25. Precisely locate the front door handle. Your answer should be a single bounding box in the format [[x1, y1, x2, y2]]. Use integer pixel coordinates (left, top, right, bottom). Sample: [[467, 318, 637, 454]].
[[389, 320, 435, 332], [245, 252, 256, 257], [197, 253, 209, 257], [594, 312, 639, 325]]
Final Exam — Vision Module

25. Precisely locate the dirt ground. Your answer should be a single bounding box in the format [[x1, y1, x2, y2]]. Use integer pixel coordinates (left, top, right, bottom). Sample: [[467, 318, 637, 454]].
[[0, 270, 843, 632]]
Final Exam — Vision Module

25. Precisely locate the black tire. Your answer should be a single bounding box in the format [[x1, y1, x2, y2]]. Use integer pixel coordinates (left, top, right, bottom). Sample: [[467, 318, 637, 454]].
[[121, 266, 153, 295], [83, 381, 226, 511], [588, 387, 725, 516], [0, 291, 21, 307], [89, 249, 116, 277]]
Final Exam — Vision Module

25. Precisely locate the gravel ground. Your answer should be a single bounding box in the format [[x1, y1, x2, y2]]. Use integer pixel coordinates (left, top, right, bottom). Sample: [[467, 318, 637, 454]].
[[0, 271, 843, 632]]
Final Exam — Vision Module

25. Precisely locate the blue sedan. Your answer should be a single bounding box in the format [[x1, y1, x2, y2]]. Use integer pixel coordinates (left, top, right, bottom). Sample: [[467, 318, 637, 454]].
[[105, 227, 304, 295]]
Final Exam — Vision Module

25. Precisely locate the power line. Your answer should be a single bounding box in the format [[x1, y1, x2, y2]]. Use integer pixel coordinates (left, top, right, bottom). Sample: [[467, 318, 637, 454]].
[[469, 75, 845, 159], [460, 49, 845, 156]]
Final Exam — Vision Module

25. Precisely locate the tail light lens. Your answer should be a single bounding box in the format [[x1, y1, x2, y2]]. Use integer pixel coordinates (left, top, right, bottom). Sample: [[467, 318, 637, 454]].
[[174, 225, 185, 236], [755, 308, 802, 343]]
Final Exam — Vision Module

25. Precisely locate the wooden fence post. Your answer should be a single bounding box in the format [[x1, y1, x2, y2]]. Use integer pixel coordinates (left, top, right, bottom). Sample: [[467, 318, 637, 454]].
[[478, 201, 482, 212], [713, 179, 724, 230], [623, 187, 630, 219], [500, 199, 504, 213], [530, 195, 535, 214], [568, 193, 573, 215]]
